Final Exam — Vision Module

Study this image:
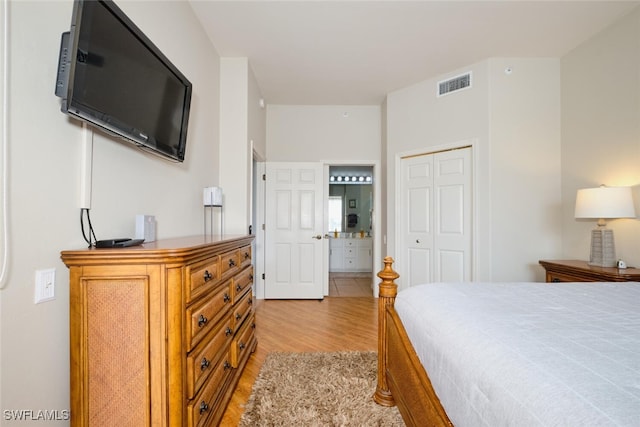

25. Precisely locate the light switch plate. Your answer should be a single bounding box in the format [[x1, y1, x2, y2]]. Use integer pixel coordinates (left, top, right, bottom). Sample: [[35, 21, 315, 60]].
[[35, 268, 56, 304]]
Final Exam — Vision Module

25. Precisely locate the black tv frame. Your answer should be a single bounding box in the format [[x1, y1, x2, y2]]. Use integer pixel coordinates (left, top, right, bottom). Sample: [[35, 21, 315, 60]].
[[55, 0, 192, 163]]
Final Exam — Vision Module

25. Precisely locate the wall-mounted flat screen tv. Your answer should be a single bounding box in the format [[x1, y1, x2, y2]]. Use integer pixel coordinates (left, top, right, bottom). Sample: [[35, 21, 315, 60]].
[[55, 0, 192, 162]]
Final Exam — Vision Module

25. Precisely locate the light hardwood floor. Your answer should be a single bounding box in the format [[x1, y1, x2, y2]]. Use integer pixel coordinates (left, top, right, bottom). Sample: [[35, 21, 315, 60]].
[[329, 272, 374, 297], [219, 295, 379, 426]]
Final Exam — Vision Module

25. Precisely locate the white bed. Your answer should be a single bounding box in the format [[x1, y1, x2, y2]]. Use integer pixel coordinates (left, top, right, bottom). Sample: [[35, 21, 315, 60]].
[[393, 281, 640, 426]]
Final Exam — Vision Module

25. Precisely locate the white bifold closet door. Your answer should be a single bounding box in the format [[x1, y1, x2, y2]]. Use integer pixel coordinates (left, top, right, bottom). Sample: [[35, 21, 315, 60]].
[[400, 147, 472, 287]]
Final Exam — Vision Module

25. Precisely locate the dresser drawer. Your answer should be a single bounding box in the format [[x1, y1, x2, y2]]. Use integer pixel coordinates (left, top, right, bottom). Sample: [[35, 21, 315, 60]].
[[232, 266, 253, 304], [546, 271, 590, 282], [185, 280, 232, 350], [185, 257, 220, 303], [186, 315, 234, 399], [231, 313, 255, 368], [220, 249, 241, 278], [187, 350, 233, 427], [239, 245, 252, 268], [232, 289, 253, 331]]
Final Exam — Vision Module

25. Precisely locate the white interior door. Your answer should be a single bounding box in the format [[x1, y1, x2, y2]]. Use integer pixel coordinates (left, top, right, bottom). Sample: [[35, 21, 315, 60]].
[[402, 155, 434, 287], [400, 147, 472, 287], [433, 148, 472, 282], [264, 162, 324, 299]]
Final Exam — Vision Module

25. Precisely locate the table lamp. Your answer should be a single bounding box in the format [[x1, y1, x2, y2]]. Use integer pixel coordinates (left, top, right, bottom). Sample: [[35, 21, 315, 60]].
[[574, 185, 635, 267]]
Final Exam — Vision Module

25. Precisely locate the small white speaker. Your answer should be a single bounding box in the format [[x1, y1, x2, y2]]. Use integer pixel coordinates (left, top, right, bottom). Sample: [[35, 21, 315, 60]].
[[135, 214, 156, 242], [203, 187, 223, 206]]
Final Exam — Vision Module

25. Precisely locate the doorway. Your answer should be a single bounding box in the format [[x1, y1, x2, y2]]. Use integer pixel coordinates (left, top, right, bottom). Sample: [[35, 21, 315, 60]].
[[256, 161, 382, 299], [327, 165, 375, 297]]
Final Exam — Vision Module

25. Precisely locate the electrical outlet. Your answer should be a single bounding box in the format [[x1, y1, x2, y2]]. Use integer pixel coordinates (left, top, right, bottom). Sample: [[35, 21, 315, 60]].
[[35, 268, 56, 304]]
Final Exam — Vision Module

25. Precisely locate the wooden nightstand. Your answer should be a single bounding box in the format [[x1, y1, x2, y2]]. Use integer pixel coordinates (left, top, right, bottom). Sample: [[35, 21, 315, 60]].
[[539, 260, 640, 282]]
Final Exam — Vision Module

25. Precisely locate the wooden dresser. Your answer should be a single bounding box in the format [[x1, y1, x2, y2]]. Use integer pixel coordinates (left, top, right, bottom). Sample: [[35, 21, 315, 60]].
[[539, 259, 640, 282], [61, 235, 256, 427]]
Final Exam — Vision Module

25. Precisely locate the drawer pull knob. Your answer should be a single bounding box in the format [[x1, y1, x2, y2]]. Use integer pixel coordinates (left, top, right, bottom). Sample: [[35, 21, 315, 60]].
[[197, 314, 208, 327], [200, 357, 210, 371], [224, 360, 231, 370], [225, 327, 233, 336], [252, 322, 256, 329], [223, 293, 230, 303], [229, 259, 236, 267], [199, 401, 209, 414], [236, 283, 242, 292], [552, 278, 561, 283], [248, 297, 253, 305], [244, 252, 250, 259], [249, 274, 254, 281], [203, 270, 212, 282], [235, 313, 242, 321], [239, 341, 246, 350]]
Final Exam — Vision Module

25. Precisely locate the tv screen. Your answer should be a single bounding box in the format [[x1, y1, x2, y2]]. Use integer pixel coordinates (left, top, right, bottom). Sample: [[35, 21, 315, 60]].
[[55, 0, 192, 162]]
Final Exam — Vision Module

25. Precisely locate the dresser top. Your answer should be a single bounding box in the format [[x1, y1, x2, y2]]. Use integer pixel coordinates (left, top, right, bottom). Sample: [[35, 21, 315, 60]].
[[61, 234, 253, 267], [539, 259, 640, 281]]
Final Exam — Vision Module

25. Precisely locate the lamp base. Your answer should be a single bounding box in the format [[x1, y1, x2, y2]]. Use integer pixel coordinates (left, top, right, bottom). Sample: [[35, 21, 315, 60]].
[[589, 228, 616, 268]]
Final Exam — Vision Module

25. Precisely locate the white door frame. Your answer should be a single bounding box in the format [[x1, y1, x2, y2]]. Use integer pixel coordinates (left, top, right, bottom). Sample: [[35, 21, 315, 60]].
[[253, 158, 266, 300], [394, 140, 478, 291]]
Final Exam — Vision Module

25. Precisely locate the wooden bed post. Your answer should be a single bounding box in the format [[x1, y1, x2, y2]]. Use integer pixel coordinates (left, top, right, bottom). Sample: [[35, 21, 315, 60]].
[[373, 256, 399, 406]]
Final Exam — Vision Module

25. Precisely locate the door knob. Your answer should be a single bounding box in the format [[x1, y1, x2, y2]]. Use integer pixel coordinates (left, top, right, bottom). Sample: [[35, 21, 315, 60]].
[[312, 235, 322, 240]]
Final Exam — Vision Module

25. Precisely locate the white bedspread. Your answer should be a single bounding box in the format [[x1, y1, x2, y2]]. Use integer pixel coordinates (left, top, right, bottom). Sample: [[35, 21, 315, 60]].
[[395, 282, 640, 427]]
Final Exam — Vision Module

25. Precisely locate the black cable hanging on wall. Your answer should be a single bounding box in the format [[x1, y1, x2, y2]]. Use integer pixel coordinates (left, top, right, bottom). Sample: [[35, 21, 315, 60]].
[[80, 208, 97, 248]]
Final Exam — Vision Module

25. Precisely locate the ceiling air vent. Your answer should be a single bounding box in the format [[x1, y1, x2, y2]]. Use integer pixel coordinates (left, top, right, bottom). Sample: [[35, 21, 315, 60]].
[[437, 72, 472, 97]]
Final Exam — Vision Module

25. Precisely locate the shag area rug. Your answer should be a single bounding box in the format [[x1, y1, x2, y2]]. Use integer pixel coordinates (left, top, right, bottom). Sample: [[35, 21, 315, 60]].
[[239, 351, 405, 426]]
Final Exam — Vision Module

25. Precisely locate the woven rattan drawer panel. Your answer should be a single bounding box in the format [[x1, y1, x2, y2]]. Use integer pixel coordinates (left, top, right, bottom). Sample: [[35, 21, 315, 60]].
[[62, 235, 255, 427], [85, 277, 150, 426]]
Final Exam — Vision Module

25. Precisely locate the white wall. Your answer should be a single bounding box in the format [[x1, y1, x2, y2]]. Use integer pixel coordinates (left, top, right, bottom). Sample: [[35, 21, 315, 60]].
[[266, 105, 381, 162], [386, 58, 561, 284], [220, 58, 249, 234], [0, 1, 223, 423], [0, 1, 5, 416], [561, 7, 640, 266], [488, 58, 562, 280], [248, 66, 267, 162], [219, 58, 266, 235]]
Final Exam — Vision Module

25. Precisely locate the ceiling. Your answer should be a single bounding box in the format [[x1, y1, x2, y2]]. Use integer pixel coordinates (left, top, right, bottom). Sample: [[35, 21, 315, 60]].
[[189, 1, 640, 105]]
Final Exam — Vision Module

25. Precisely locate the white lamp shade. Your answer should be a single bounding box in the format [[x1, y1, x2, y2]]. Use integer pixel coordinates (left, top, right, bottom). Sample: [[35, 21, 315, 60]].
[[203, 186, 223, 206], [574, 186, 635, 219]]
